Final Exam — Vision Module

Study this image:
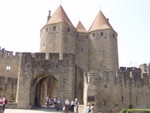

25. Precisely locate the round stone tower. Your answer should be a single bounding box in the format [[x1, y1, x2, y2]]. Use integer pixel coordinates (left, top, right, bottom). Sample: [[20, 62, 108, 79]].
[[40, 5, 76, 58], [88, 11, 119, 71]]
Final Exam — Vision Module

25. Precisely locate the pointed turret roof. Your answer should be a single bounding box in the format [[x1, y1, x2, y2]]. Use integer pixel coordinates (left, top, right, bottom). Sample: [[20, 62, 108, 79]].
[[89, 11, 113, 32], [46, 5, 73, 26], [76, 21, 87, 33]]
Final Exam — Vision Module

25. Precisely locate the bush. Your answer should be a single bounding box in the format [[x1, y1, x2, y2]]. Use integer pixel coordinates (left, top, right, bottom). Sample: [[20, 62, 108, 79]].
[[119, 109, 128, 113]]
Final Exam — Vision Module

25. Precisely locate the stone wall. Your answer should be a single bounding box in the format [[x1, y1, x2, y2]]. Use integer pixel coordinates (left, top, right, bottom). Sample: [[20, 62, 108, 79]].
[[0, 76, 17, 102], [88, 67, 150, 113], [16, 52, 84, 108], [0, 49, 19, 102], [0, 49, 20, 78]]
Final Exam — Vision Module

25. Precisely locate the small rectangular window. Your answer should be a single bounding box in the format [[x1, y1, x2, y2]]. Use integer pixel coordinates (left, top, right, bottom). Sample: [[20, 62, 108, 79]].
[[46, 28, 48, 32], [113, 33, 115, 38], [53, 26, 56, 30], [81, 48, 83, 52], [93, 33, 95, 37], [87, 96, 95, 101], [68, 28, 70, 32], [6, 66, 11, 71]]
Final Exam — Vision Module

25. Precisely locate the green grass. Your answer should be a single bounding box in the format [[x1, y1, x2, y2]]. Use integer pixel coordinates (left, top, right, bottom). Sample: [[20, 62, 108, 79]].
[[119, 109, 150, 113]]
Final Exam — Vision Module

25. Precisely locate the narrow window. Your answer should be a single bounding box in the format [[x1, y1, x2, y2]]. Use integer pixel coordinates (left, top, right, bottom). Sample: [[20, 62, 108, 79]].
[[53, 26, 56, 31], [46, 28, 48, 32], [86, 35, 88, 39], [101, 32, 103, 36], [122, 96, 123, 103], [68, 28, 70, 32], [103, 100, 106, 106], [113, 33, 115, 38], [81, 48, 83, 52], [93, 33, 95, 37]]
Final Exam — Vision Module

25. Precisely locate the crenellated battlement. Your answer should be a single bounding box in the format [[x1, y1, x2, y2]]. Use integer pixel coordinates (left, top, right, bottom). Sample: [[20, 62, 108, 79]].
[[21, 52, 75, 63], [0, 48, 21, 58], [119, 64, 150, 79], [117, 66, 149, 81], [94, 68, 150, 89], [0, 47, 75, 65], [119, 67, 141, 72]]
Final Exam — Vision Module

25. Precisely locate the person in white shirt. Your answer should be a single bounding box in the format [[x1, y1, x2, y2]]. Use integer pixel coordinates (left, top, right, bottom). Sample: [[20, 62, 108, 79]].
[[64, 99, 70, 113], [2, 95, 6, 113], [46, 96, 49, 106], [70, 100, 74, 112], [73, 98, 79, 113]]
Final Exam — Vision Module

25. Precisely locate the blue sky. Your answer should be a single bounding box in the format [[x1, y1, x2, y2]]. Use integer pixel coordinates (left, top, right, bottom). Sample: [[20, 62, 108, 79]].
[[0, 0, 149, 67]]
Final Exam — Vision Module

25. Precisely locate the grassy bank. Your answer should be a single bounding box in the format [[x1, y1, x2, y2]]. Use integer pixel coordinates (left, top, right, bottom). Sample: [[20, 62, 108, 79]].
[[119, 109, 150, 113]]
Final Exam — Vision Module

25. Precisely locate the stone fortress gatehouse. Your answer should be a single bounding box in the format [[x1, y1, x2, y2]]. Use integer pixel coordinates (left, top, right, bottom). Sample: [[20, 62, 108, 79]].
[[0, 5, 150, 113]]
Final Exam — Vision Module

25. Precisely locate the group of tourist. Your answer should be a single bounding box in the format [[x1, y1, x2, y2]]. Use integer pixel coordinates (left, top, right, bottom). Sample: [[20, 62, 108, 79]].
[[0, 95, 7, 113], [86, 103, 95, 113], [63, 98, 79, 113], [45, 97, 60, 110], [45, 96, 95, 113]]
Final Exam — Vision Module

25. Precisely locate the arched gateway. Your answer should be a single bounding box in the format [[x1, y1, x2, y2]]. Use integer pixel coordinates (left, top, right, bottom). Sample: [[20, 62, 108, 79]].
[[31, 74, 58, 107], [16, 53, 84, 109]]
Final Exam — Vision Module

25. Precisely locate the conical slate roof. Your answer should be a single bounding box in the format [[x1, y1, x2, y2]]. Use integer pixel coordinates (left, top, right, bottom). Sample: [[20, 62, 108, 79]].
[[47, 5, 73, 26], [76, 21, 87, 33], [89, 11, 113, 32]]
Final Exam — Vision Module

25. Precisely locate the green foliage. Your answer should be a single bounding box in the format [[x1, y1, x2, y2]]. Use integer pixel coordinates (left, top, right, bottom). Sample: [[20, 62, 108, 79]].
[[119, 109, 150, 113], [143, 111, 150, 113], [119, 109, 128, 113]]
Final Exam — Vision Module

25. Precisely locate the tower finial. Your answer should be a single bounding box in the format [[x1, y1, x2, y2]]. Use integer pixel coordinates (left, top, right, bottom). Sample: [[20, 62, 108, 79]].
[[47, 10, 51, 22]]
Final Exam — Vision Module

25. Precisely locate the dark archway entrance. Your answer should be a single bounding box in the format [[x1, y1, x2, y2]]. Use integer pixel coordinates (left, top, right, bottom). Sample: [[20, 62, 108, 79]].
[[31, 75, 58, 108]]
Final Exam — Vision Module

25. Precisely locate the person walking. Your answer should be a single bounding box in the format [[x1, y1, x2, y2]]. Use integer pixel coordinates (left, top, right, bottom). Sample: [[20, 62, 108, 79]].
[[48, 97, 52, 106], [73, 98, 78, 113], [56, 98, 60, 110], [70, 100, 74, 112], [90, 104, 95, 113], [2, 95, 7, 113], [45, 96, 49, 107], [64, 99, 70, 113], [86, 104, 91, 113]]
